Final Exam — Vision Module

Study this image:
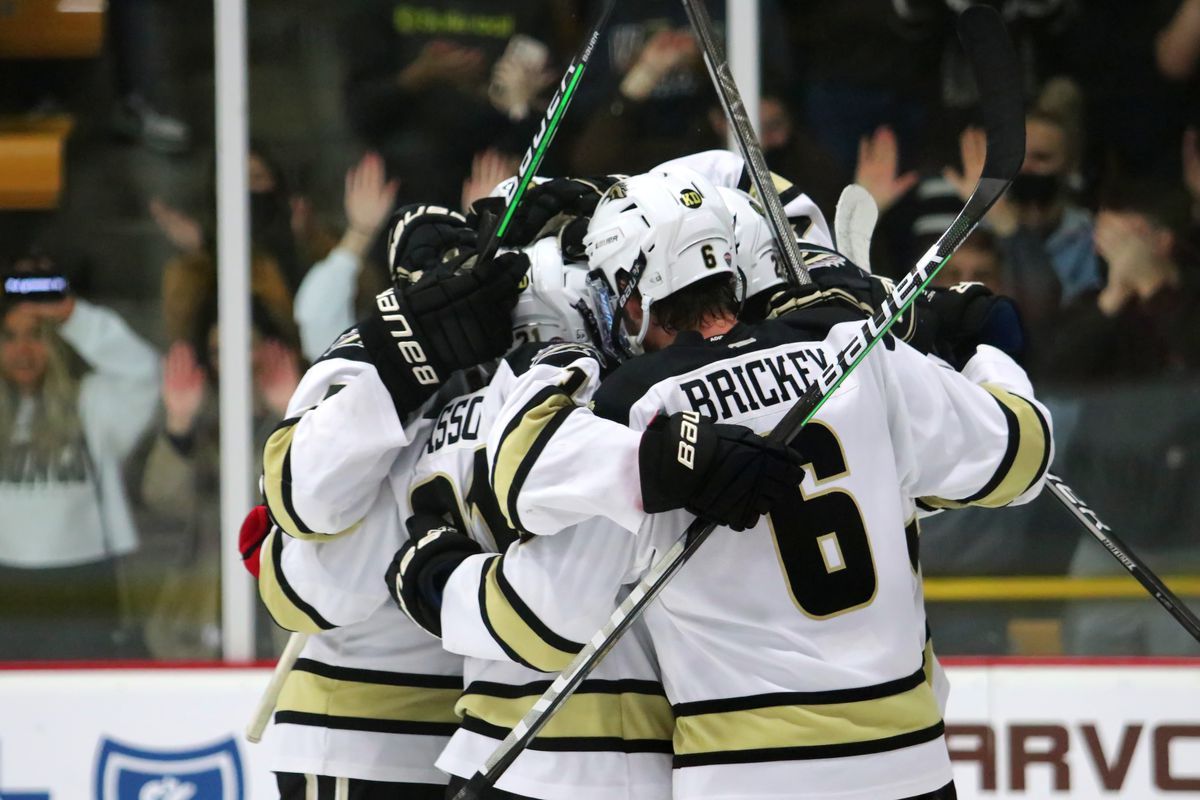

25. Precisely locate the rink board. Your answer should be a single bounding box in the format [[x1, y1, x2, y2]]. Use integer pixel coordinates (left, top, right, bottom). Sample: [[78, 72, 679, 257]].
[[0, 660, 1197, 798]]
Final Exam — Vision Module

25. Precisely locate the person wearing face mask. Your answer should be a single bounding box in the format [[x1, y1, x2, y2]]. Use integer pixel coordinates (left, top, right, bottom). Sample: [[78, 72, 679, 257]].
[[152, 144, 338, 347], [962, 110, 1102, 307]]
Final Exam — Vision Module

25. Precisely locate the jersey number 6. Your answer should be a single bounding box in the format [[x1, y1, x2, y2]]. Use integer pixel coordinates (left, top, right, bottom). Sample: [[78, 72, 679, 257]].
[[768, 421, 878, 618]]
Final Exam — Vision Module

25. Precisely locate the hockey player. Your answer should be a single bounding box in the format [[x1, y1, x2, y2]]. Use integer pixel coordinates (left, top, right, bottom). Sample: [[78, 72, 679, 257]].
[[248, 205, 529, 799], [392, 167, 1052, 800], [387, 235, 674, 800]]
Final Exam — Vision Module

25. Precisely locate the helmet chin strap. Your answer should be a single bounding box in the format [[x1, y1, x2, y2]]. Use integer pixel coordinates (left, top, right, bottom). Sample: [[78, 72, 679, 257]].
[[631, 304, 652, 349]]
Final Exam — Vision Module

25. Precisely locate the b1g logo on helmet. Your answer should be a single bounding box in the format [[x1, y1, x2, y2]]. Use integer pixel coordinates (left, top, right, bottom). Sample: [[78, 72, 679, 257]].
[[603, 181, 628, 201], [679, 188, 704, 209], [94, 736, 244, 800]]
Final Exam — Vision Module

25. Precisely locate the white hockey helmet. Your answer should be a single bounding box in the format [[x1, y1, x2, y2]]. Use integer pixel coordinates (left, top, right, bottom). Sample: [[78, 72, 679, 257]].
[[511, 236, 608, 352], [717, 186, 784, 303], [582, 166, 734, 353]]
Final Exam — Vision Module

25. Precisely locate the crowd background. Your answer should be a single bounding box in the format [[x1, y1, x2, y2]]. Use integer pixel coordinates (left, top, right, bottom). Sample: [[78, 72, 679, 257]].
[[1, 0, 1198, 661]]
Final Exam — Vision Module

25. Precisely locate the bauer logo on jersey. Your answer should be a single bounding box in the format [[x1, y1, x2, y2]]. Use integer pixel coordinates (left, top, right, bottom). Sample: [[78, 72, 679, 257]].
[[679, 188, 704, 208], [94, 736, 244, 800]]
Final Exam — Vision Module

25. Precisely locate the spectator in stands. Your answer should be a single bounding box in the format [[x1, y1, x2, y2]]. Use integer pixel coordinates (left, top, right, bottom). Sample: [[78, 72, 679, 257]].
[[0, 261, 158, 659], [141, 302, 301, 659], [1041, 178, 1200, 382], [150, 143, 335, 346], [294, 151, 396, 361], [950, 111, 1100, 306], [340, 0, 562, 207]]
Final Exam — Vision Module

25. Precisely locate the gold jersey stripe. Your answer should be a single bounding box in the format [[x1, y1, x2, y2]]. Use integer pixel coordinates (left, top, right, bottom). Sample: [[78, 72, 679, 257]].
[[277, 668, 460, 725], [480, 557, 582, 673], [920, 384, 1050, 511], [673, 678, 942, 757], [258, 530, 334, 633], [492, 385, 578, 532], [457, 689, 673, 742], [262, 418, 358, 541]]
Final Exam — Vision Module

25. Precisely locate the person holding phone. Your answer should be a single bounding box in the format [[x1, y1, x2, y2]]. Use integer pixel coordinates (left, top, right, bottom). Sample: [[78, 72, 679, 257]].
[[0, 261, 159, 660]]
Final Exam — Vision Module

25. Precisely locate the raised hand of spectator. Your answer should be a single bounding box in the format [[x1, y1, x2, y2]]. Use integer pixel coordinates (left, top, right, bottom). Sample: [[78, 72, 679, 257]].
[[398, 40, 487, 93], [149, 198, 204, 255], [462, 149, 520, 213], [163, 341, 207, 436], [254, 338, 302, 418], [1094, 211, 1176, 316], [944, 126, 1018, 235], [341, 151, 400, 257], [489, 36, 555, 120], [620, 29, 699, 102], [855, 126, 918, 214]]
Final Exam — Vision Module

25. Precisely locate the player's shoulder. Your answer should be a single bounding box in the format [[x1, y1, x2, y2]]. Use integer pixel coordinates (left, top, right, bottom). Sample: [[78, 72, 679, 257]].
[[591, 322, 819, 424]]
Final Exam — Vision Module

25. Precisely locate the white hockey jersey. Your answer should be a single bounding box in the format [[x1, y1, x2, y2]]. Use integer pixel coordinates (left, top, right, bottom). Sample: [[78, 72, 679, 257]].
[[257, 330, 462, 785], [454, 309, 1052, 800], [411, 344, 672, 800]]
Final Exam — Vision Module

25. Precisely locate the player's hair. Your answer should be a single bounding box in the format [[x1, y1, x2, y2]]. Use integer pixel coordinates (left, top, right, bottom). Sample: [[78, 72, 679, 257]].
[[650, 274, 738, 334], [0, 306, 83, 458]]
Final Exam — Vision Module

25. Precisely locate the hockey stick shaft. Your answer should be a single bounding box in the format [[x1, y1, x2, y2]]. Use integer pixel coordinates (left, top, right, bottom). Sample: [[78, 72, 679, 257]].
[[476, 0, 618, 264], [1045, 474, 1200, 641], [452, 9, 1024, 798], [681, 0, 811, 287], [245, 631, 309, 743]]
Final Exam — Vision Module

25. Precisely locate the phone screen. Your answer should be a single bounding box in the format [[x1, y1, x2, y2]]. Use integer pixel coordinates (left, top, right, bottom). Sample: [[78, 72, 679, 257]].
[[3, 275, 69, 302]]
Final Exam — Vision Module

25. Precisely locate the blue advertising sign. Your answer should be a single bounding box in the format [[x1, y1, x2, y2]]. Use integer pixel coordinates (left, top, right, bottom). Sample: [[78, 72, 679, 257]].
[[94, 737, 244, 800]]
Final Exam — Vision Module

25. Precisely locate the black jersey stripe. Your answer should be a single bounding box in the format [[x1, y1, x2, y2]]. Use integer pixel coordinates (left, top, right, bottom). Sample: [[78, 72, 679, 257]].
[[459, 715, 674, 754], [292, 658, 462, 689], [274, 711, 458, 738], [671, 664, 926, 717]]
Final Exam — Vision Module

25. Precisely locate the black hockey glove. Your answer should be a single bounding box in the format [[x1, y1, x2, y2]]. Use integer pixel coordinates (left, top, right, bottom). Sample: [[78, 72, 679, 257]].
[[386, 204, 478, 282], [639, 411, 805, 532], [907, 282, 1026, 369], [472, 176, 622, 248], [358, 249, 530, 418], [386, 513, 484, 638]]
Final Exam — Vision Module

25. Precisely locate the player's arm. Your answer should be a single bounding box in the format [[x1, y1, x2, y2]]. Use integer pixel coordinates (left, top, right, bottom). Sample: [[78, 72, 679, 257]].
[[884, 338, 1053, 510], [264, 229, 528, 539], [389, 515, 645, 671], [486, 346, 802, 537], [261, 335, 422, 540]]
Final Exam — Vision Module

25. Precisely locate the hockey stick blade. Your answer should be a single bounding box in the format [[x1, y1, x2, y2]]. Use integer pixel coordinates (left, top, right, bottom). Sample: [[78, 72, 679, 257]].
[[681, 0, 811, 287], [476, 0, 618, 264], [453, 11, 1026, 799], [1046, 476, 1200, 641]]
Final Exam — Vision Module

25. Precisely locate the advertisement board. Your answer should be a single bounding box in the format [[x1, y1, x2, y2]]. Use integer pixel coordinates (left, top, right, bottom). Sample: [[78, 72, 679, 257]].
[[0, 660, 1197, 798]]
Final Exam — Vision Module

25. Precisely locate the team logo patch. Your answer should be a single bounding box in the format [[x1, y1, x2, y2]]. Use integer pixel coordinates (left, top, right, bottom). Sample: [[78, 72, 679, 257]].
[[94, 737, 244, 800], [604, 181, 628, 201], [679, 189, 704, 209]]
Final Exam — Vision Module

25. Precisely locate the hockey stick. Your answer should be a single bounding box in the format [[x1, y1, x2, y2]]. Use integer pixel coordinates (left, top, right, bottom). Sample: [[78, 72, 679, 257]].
[[681, 0, 811, 286], [245, 631, 308, 743], [834, 184, 879, 273], [450, 8, 1023, 799], [1045, 474, 1200, 641], [476, 0, 618, 263]]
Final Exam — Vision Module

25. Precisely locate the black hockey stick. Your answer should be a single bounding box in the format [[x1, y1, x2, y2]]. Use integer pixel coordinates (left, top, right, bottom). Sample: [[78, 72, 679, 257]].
[[476, 0, 618, 264], [1045, 474, 1200, 641], [450, 9, 1023, 799], [681, 0, 811, 286]]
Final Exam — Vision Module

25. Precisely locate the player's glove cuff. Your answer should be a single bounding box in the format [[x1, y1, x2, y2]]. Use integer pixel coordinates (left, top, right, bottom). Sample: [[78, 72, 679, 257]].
[[386, 204, 477, 283], [386, 514, 483, 638]]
